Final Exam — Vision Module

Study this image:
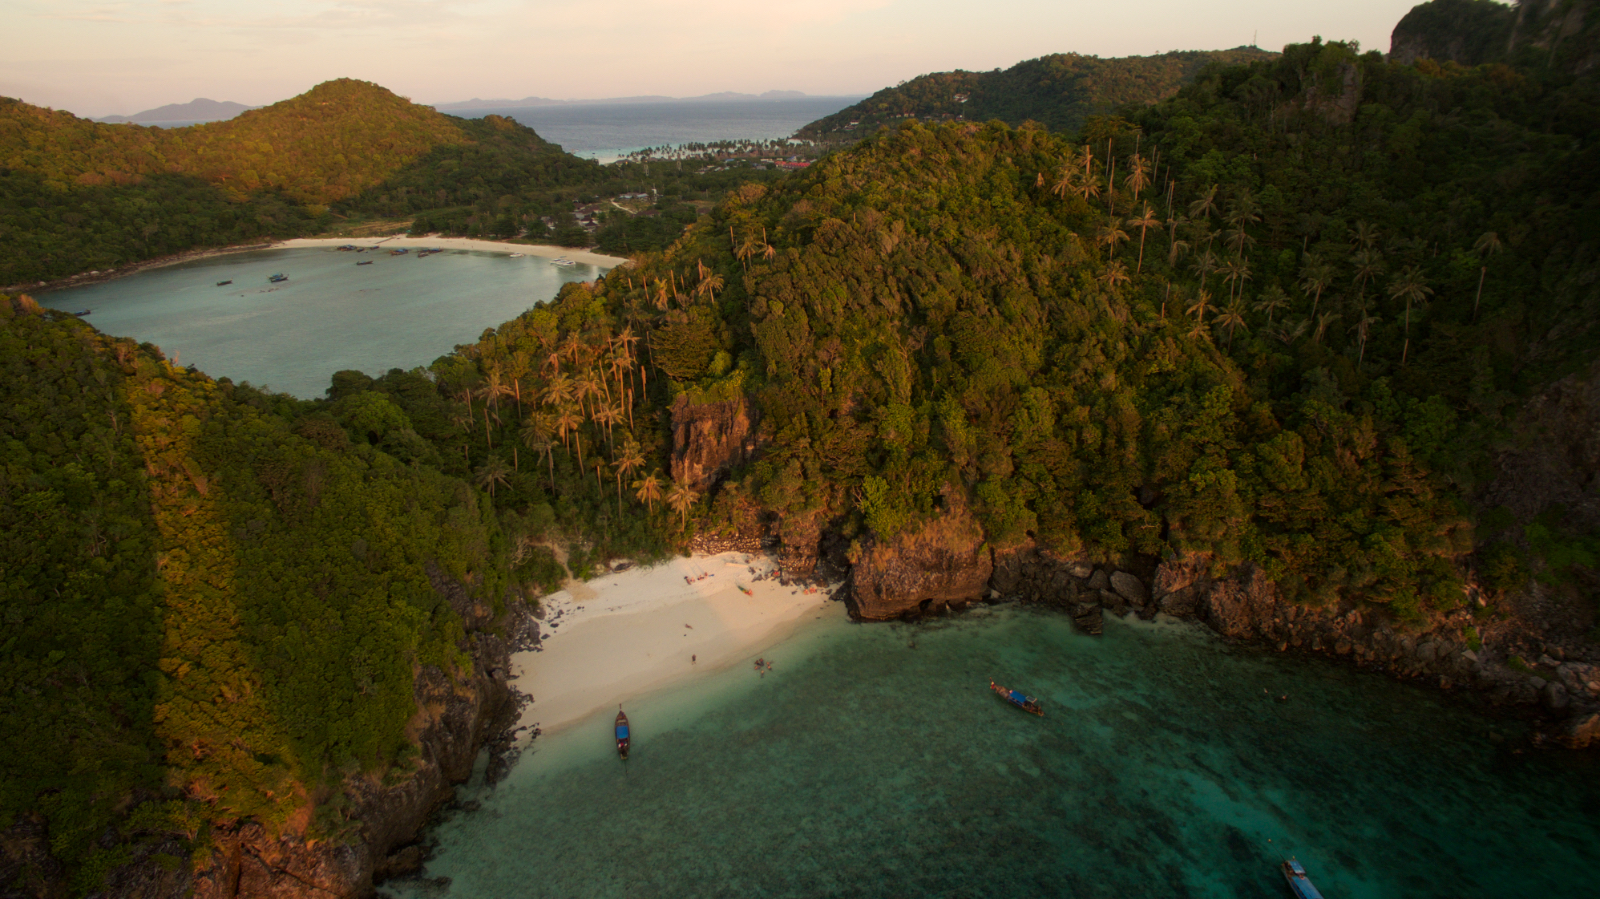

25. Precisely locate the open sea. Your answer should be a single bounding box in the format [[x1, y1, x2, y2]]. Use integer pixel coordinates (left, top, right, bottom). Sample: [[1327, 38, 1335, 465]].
[[39, 247, 605, 398], [387, 606, 1598, 899], [447, 97, 862, 162]]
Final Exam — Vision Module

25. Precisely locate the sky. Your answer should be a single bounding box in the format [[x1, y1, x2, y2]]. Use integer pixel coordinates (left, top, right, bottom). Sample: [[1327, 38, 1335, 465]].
[[6, 0, 1440, 118]]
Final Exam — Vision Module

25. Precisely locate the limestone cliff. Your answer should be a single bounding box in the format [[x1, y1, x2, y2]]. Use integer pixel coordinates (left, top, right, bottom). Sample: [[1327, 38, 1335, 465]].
[[669, 392, 758, 493], [846, 491, 992, 620]]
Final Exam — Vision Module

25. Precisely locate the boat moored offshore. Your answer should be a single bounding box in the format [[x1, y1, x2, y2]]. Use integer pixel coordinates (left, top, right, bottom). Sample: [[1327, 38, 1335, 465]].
[[1281, 859, 1326, 899]]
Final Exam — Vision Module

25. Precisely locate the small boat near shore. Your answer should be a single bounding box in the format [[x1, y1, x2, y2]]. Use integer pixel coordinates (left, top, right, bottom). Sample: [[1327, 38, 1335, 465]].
[[508, 252, 525, 258], [990, 680, 1043, 716], [73, 309, 91, 316], [615, 707, 630, 761], [356, 260, 373, 266], [216, 280, 232, 286], [551, 256, 576, 266], [268, 273, 288, 283], [1281, 859, 1326, 899]]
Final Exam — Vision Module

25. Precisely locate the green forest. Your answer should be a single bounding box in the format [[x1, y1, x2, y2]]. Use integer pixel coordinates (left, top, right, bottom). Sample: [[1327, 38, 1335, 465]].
[[796, 48, 1276, 141], [0, 80, 789, 285], [5, 1, 1600, 893]]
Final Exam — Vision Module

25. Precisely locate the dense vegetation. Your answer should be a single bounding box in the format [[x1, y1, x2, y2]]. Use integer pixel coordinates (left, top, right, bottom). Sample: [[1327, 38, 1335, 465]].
[[401, 31, 1599, 618], [0, 79, 791, 284], [796, 49, 1276, 141], [7, 2, 1600, 892], [0, 298, 524, 891]]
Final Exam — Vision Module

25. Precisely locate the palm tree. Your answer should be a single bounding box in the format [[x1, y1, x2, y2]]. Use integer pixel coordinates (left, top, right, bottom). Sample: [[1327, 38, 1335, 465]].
[[1190, 249, 1219, 293], [1125, 154, 1151, 203], [545, 372, 574, 408], [1472, 231, 1503, 321], [1050, 148, 1079, 198], [1188, 184, 1220, 222], [1298, 257, 1335, 320], [1350, 220, 1380, 252], [1253, 285, 1290, 325], [1216, 297, 1249, 348], [476, 455, 512, 500], [1125, 203, 1160, 273], [554, 404, 582, 453], [1186, 289, 1215, 326], [634, 471, 664, 513], [1388, 265, 1433, 365], [1095, 218, 1129, 262], [666, 478, 699, 529], [594, 402, 622, 451], [520, 414, 557, 490], [1220, 257, 1252, 302], [1098, 260, 1131, 291], [615, 439, 646, 512], [506, 350, 531, 416], [1349, 299, 1380, 368], [1268, 317, 1310, 346], [1312, 311, 1341, 344], [1350, 247, 1385, 298]]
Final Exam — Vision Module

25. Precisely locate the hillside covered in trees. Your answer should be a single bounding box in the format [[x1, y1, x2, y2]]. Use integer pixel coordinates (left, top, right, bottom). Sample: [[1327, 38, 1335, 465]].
[[0, 297, 554, 893], [795, 48, 1276, 141], [6, 0, 1600, 893], [0, 79, 781, 285]]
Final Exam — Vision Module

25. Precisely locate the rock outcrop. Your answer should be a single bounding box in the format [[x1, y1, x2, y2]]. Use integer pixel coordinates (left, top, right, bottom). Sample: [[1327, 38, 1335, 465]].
[[669, 392, 758, 492], [846, 491, 992, 620]]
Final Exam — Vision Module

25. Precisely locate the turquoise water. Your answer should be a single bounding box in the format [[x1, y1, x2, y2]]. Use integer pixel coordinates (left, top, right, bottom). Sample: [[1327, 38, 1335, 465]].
[[388, 608, 1599, 899], [40, 248, 605, 398]]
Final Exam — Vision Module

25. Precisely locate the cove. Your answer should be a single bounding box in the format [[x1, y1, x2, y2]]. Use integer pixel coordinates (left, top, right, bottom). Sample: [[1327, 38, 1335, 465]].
[[40, 247, 605, 398], [386, 607, 1599, 899]]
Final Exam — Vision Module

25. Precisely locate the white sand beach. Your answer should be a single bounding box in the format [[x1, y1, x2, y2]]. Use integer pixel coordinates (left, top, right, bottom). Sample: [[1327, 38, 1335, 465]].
[[273, 236, 629, 268], [511, 552, 837, 737]]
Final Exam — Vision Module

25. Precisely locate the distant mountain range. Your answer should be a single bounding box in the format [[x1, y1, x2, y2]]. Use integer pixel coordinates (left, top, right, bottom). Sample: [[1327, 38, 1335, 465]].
[[433, 90, 816, 110], [96, 98, 254, 124]]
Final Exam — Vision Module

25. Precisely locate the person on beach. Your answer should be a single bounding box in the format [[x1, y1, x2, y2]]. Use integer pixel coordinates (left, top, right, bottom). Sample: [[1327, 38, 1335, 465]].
[[692, 654, 696, 664]]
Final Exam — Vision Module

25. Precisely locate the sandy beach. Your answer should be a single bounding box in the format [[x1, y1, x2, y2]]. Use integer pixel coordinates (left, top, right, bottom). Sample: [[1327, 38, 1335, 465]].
[[511, 552, 838, 738], [273, 236, 629, 268]]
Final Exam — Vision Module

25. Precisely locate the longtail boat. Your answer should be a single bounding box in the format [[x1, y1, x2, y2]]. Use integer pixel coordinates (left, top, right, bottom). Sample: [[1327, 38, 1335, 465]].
[[1280, 859, 1326, 899], [990, 680, 1043, 716], [615, 706, 630, 761]]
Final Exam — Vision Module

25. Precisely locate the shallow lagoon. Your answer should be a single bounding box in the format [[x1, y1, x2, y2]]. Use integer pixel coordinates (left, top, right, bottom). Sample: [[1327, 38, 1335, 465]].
[[389, 607, 1599, 899], [41, 247, 604, 398]]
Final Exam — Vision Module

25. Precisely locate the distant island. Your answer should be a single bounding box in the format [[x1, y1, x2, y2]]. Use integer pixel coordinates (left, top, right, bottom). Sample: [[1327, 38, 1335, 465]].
[[96, 97, 254, 125], [434, 89, 824, 110]]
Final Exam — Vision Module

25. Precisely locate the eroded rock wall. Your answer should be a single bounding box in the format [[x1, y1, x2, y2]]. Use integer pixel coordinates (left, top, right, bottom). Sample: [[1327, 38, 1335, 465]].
[[669, 392, 758, 492], [846, 493, 992, 620]]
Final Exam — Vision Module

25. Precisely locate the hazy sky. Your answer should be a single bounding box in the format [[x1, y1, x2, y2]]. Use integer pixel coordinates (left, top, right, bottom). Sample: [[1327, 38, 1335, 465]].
[[8, 0, 1434, 118]]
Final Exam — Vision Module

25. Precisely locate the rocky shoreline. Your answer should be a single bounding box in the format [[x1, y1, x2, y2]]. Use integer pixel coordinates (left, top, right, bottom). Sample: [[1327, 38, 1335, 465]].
[[841, 535, 1600, 750]]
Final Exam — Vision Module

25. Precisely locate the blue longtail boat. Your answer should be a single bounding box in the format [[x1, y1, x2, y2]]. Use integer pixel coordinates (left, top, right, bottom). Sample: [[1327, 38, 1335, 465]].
[[615, 706, 630, 760], [1281, 859, 1326, 899], [990, 680, 1043, 716]]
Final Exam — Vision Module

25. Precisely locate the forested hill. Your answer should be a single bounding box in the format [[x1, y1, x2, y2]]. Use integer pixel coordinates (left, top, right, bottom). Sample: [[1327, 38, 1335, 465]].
[[2, 78, 476, 205], [794, 48, 1276, 140], [1391, 0, 1600, 74], [0, 295, 552, 894], [403, 32, 1597, 638], [0, 79, 593, 285]]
